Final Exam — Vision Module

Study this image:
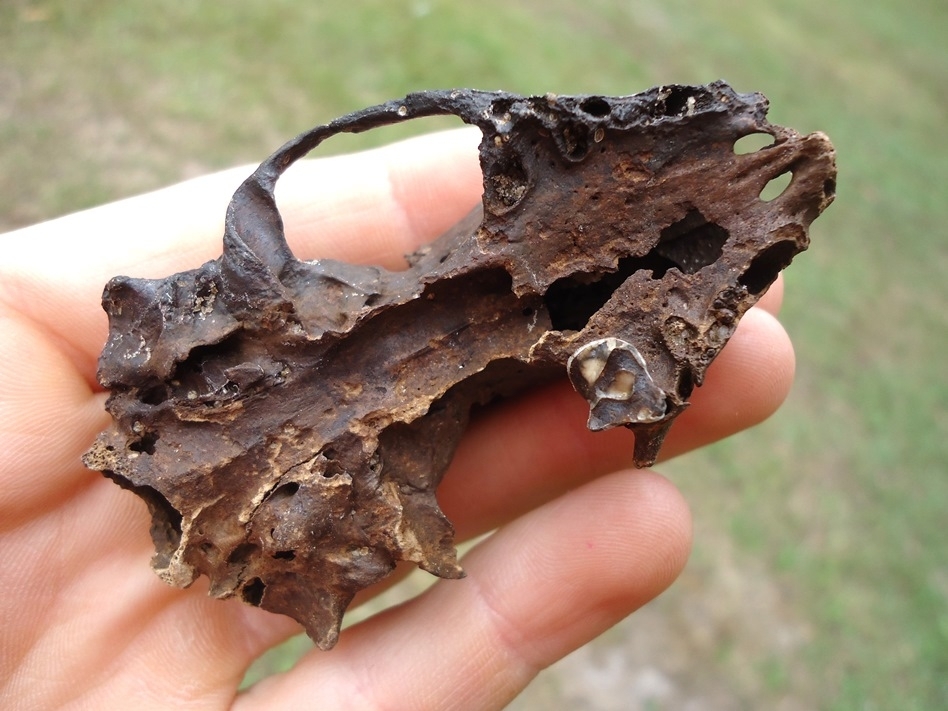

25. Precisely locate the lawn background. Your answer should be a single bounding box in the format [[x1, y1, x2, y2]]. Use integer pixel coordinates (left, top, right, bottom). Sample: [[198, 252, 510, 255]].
[[2, 1, 945, 708]]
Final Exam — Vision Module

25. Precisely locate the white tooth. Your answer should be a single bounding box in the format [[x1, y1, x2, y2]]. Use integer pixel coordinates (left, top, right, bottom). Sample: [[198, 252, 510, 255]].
[[602, 370, 637, 399], [580, 356, 606, 384]]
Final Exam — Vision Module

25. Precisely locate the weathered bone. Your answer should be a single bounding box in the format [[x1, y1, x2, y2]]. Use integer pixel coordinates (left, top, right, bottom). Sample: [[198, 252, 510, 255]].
[[83, 82, 836, 649]]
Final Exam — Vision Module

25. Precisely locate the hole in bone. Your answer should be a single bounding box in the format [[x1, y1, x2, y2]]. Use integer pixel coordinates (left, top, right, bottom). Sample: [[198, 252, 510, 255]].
[[227, 542, 259, 564], [241, 578, 266, 606], [316, 448, 347, 477], [579, 96, 612, 117], [545, 261, 640, 331], [129, 432, 158, 455], [760, 170, 792, 202], [544, 210, 728, 332], [733, 132, 775, 154], [739, 239, 799, 294], [276, 113, 471, 271], [270, 482, 300, 500], [659, 86, 697, 117], [484, 151, 529, 210], [273, 550, 296, 560], [654, 209, 730, 275], [139, 384, 169, 405], [564, 124, 589, 160], [171, 334, 245, 397], [677, 368, 695, 399]]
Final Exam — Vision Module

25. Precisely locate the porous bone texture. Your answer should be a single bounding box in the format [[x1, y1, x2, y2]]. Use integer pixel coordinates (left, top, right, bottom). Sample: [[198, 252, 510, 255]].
[[83, 82, 836, 649]]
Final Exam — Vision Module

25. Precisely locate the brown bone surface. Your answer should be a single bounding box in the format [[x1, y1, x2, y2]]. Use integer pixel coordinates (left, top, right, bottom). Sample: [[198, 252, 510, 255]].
[[83, 82, 836, 649]]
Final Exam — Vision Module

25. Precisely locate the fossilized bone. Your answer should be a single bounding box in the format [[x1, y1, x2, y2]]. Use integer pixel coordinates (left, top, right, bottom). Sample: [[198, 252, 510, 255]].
[[83, 81, 836, 649]]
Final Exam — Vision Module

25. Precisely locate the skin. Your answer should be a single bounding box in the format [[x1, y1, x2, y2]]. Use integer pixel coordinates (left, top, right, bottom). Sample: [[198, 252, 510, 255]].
[[0, 128, 793, 710]]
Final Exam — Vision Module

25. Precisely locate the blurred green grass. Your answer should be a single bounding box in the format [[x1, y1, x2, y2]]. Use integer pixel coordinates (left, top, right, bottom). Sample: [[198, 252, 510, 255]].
[[2, 0, 945, 707]]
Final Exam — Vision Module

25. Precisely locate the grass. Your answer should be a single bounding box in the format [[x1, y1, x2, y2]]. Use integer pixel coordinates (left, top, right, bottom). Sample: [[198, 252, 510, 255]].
[[2, 0, 945, 707]]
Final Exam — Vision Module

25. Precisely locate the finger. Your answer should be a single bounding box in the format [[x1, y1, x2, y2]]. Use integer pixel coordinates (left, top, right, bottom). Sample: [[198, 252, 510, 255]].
[[0, 433, 299, 707], [0, 311, 108, 527], [0, 309, 299, 705], [277, 127, 482, 266], [437, 304, 794, 539], [667, 305, 794, 447], [0, 128, 482, 384], [0, 166, 248, 386], [4, 502, 300, 709], [236, 470, 692, 710]]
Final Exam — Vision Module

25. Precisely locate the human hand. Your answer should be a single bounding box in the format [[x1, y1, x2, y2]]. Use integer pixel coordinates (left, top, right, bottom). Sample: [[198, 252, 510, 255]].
[[0, 128, 794, 709]]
